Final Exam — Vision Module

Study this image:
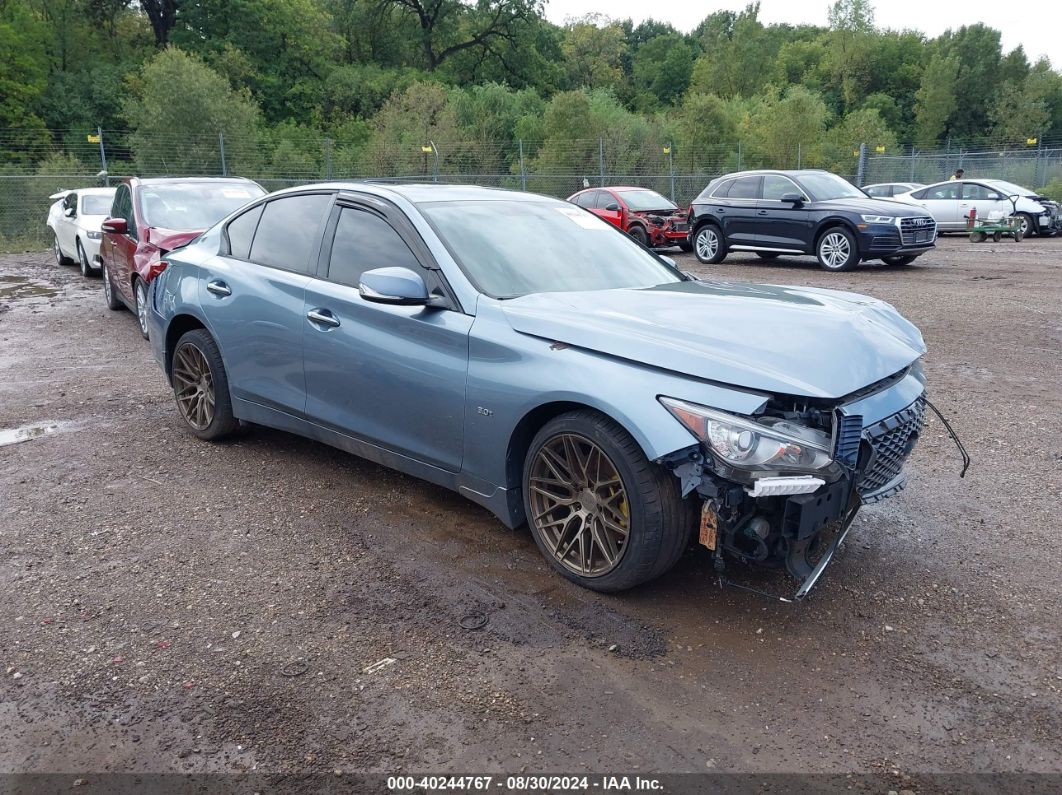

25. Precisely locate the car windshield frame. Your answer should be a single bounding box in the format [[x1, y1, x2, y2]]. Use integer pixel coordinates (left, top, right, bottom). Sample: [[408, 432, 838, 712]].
[[79, 195, 113, 215], [614, 189, 678, 211], [794, 172, 866, 201], [137, 181, 266, 231], [418, 199, 687, 300], [984, 180, 1035, 197]]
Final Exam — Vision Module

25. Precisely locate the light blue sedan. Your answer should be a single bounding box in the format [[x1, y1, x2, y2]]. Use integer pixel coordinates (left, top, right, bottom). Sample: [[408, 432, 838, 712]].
[[148, 184, 929, 597]]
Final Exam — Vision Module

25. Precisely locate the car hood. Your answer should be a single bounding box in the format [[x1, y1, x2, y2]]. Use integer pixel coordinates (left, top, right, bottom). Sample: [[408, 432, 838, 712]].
[[815, 197, 929, 216], [144, 227, 203, 252], [501, 280, 926, 400]]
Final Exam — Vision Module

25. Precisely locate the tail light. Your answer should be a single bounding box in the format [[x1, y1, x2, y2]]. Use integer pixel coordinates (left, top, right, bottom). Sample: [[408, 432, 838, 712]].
[[147, 260, 169, 281]]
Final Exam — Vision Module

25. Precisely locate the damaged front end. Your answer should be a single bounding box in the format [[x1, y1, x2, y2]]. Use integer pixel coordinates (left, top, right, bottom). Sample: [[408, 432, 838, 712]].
[[659, 364, 931, 600], [631, 209, 689, 247]]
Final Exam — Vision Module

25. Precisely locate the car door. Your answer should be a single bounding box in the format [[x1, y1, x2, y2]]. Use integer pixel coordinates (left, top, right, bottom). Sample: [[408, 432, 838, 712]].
[[909, 183, 961, 229], [302, 196, 472, 472], [714, 175, 761, 246], [592, 191, 624, 229], [58, 193, 78, 255], [960, 182, 1007, 221], [107, 184, 139, 304], [755, 174, 810, 250], [198, 191, 334, 416]]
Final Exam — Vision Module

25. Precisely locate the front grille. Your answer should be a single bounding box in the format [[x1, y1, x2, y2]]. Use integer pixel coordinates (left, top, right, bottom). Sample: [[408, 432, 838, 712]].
[[870, 233, 901, 249], [858, 398, 926, 495], [671, 222, 689, 232], [900, 217, 936, 246]]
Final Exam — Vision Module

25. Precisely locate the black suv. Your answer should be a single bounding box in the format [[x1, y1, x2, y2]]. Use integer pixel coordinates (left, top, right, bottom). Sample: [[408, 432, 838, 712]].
[[687, 169, 937, 271]]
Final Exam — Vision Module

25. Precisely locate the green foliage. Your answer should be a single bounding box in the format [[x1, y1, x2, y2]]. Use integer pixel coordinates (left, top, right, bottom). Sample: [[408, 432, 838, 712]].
[[561, 17, 628, 92], [672, 93, 739, 171], [123, 48, 263, 175], [744, 86, 830, 169], [914, 53, 959, 147]]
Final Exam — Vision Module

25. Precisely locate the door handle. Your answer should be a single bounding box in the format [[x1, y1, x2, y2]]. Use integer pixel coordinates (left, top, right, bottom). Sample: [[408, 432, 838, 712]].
[[206, 280, 231, 297], [757, 210, 769, 215], [306, 308, 340, 328]]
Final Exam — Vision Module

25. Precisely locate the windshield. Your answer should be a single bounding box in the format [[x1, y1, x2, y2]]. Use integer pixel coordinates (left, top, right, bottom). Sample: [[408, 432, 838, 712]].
[[138, 182, 265, 230], [616, 189, 677, 211], [986, 180, 1035, 197], [80, 195, 113, 215], [420, 200, 684, 299], [797, 173, 865, 201]]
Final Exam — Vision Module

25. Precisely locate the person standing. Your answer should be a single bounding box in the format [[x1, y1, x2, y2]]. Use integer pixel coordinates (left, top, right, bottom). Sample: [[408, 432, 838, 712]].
[[950, 168, 965, 180]]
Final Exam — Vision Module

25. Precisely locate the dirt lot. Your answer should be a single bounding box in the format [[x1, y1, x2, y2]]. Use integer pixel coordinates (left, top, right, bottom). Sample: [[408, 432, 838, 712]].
[[1, 235, 1060, 790]]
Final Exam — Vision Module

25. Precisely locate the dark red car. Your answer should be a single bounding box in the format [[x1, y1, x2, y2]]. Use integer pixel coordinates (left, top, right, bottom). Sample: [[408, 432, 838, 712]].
[[566, 186, 691, 250], [98, 177, 265, 338]]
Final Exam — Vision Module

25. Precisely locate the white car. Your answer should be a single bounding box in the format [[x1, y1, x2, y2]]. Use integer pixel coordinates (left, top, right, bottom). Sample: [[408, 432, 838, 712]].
[[893, 179, 1059, 236], [863, 182, 924, 198], [46, 187, 117, 276]]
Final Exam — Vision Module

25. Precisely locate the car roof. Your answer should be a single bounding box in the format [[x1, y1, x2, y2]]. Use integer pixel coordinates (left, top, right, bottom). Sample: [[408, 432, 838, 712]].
[[267, 181, 561, 205], [131, 176, 261, 186], [75, 187, 116, 195], [713, 169, 833, 179]]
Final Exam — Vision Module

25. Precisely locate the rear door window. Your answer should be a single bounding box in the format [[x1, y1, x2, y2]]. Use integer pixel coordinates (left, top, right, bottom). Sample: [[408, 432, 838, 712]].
[[325, 207, 422, 288], [762, 175, 800, 200], [573, 192, 595, 208], [727, 176, 761, 200], [225, 204, 264, 260], [249, 193, 333, 274], [923, 184, 960, 200]]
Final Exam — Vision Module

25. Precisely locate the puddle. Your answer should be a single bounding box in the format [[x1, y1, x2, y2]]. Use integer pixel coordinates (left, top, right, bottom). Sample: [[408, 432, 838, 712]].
[[0, 274, 59, 300], [0, 422, 67, 448]]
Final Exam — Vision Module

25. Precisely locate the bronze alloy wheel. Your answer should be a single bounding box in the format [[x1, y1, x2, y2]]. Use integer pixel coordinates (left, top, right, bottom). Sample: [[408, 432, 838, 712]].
[[172, 342, 215, 431], [527, 433, 630, 577]]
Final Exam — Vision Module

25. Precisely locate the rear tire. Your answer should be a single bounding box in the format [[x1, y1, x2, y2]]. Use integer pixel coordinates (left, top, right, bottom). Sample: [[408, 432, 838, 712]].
[[102, 262, 122, 311], [816, 226, 858, 271], [171, 329, 239, 441], [882, 255, 917, 266], [693, 224, 727, 264], [53, 234, 73, 266], [523, 410, 692, 592], [77, 239, 98, 277]]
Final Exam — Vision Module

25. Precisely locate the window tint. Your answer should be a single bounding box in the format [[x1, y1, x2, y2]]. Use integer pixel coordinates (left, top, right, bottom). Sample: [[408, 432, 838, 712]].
[[573, 192, 595, 209], [710, 179, 734, 198], [226, 204, 263, 260], [865, 186, 888, 197], [326, 208, 421, 288], [962, 183, 999, 201], [113, 185, 137, 239], [762, 175, 800, 200], [924, 184, 960, 200], [249, 194, 332, 274], [727, 176, 761, 199]]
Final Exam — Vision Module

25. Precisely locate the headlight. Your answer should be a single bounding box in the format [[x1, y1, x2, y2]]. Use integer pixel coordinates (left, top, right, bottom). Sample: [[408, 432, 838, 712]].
[[861, 214, 894, 224], [86, 231, 102, 240], [659, 398, 833, 471]]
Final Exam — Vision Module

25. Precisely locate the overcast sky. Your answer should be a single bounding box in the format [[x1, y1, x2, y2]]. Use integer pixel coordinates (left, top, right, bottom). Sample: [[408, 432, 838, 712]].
[[544, 0, 1058, 65]]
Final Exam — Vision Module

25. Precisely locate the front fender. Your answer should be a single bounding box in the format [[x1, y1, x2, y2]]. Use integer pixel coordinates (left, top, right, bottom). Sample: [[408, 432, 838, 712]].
[[462, 302, 769, 496]]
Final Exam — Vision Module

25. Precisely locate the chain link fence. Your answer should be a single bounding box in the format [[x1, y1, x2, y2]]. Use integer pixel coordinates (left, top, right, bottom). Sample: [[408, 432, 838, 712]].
[[4, 127, 1061, 250]]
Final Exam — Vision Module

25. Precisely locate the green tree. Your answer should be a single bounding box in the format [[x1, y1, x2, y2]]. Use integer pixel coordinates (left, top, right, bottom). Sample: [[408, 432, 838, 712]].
[[123, 47, 262, 175], [824, 0, 876, 110], [0, 1, 51, 156], [561, 16, 627, 91], [822, 107, 897, 173], [990, 85, 1048, 144], [937, 24, 1003, 141], [913, 53, 959, 146], [744, 85, 829, 168], [632, 33, 693, 107], [671, 93, 738, 172], [688, 4, 777, 99]]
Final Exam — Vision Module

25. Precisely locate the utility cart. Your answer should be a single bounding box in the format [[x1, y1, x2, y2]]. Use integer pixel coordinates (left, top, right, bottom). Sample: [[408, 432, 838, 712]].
[[966, 194, 1024, 242]]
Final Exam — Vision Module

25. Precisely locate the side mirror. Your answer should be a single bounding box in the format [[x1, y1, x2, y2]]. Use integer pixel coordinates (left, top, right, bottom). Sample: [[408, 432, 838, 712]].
[[101, 217, 127, 235], [780, 193, 805, 205], [604, 202, 620, 212], [64, 207, 76, 218], [359, 267, 429, 306]]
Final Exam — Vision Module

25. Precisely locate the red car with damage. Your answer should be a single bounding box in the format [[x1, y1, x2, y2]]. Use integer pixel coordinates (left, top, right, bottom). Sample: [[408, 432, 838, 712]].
[[98, 177, 265, 338], [566, 186, 692, 250]]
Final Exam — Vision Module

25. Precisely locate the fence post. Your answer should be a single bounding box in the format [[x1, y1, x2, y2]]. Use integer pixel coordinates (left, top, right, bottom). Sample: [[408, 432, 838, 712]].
[[219, 132, 227, 176], [909, 145, 916, 181], [97, 126, 108, 186], [430, 140, 439, 183], [856, 143, 867, 186], [519, 139, 527, 192], [598, 138, 605, 187], [796, 142, 801, 169], [1001, 148, 1007, 179], [324, 138, 333, 180], [668, 144, 675, 202], [737, 141, 742, 171]]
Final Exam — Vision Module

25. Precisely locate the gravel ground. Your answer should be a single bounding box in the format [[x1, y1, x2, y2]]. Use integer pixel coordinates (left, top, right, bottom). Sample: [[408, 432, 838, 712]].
[[1, 235, 1060, 789]]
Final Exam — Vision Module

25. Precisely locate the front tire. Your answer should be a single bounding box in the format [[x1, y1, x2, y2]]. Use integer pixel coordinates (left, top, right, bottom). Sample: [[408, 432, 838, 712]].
[[1017, 213, 1035, 237], [693, 224, 727, 264], [134, 278, 150, 340], [102, 262, 122, 311], [678, 240, 693, 253], [628, 225, 648, 246], [77, 239, 98, 277], [171, 329, 239, 441], [816, 226, 858, 271], [523, 410, 691, 592], [882, 255, 917, 266]]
